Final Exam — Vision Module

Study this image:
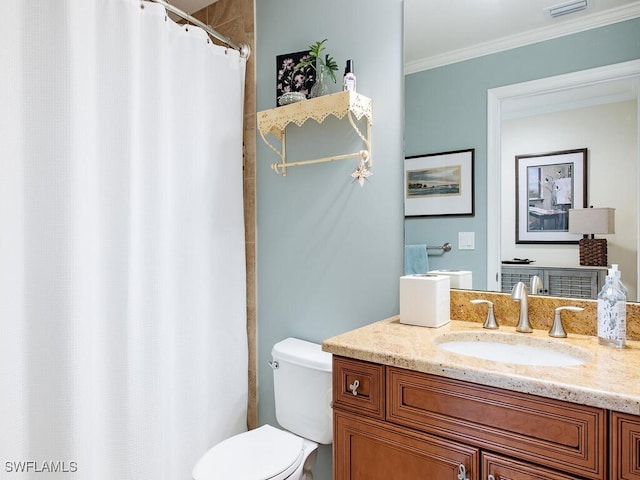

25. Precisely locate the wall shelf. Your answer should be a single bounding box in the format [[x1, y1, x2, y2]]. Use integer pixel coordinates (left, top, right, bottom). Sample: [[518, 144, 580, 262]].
[[257, 91, 372, 176]]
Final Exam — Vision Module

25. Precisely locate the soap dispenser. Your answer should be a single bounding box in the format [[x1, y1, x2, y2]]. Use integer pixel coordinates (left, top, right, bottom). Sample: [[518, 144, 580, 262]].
[[611, 263, 628, 297], [597, 267, 626, 347]]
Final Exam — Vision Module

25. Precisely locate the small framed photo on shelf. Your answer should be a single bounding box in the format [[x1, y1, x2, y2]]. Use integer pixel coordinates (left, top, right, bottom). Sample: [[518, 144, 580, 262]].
[[404, 149, 475, 217], [515, 148, 587, 244], [276, 50, 315, 105]]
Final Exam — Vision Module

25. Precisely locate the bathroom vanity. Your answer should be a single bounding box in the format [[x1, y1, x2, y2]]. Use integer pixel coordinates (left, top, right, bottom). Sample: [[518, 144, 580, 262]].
[[323, 317, 640, 479]]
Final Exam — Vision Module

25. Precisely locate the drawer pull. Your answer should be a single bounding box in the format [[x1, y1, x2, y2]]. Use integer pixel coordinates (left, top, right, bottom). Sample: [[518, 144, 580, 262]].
[[457, 464, 470, 480], [458, 464, 469, 480], [488, 475, 495, 480], [349, 379, 360, 396]]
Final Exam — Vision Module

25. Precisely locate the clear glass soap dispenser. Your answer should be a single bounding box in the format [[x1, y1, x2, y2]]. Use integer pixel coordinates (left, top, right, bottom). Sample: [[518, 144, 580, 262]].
[[597, 267, 626, 348]]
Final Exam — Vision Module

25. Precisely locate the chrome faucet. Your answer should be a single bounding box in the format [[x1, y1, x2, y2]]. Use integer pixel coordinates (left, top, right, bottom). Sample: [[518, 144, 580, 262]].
[[530, 275, 543, 295], [511, 281, 533, 333]]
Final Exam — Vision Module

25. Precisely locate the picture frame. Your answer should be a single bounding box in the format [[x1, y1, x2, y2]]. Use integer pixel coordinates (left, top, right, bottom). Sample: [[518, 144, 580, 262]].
[[404, 149, 475, 217], [275, 50, 315, 105], [515, 148, 587, 244]]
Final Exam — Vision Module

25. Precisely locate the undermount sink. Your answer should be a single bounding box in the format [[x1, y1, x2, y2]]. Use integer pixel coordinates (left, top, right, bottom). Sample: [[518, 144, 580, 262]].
[[434, 331, 592, 367]]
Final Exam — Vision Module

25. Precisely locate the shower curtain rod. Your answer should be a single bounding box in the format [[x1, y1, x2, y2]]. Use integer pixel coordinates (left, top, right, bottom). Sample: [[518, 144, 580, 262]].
[[148, 0, 251, 59]]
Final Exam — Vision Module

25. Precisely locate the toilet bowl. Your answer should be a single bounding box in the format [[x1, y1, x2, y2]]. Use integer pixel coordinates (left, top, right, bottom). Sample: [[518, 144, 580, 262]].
[[192, 338, 333, 480], [192, 425, 318, 480]]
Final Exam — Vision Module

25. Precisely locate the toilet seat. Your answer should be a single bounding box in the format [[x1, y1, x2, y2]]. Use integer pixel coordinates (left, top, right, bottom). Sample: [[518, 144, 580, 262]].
[[192, 425, 305, 480]]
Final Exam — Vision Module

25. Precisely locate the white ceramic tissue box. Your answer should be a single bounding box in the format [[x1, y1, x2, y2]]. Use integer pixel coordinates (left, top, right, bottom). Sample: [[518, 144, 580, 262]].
[[427, 269, 472, 289], [399, 274, 450, 328]]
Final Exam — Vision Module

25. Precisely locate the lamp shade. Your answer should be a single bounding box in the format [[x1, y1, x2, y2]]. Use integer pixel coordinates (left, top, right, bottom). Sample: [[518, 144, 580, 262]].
[[568, 208, 615, 235]]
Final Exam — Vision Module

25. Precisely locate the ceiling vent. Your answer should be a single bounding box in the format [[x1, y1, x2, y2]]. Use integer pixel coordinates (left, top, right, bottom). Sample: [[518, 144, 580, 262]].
[[547, 0, 588, 17]]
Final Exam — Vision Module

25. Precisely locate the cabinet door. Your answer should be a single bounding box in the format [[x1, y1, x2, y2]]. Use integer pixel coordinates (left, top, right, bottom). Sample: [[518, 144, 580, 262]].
[[545, 268, 600, 299], [610, 411, 640, 479], [334, 410, 479, 480], [483, 452, 582, 480]]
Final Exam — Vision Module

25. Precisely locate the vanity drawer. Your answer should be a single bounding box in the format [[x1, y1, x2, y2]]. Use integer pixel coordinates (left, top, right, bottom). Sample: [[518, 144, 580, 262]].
[[333, 356, 385, 420], [386, 368, 606, 480], [482, 451, 582, 480]]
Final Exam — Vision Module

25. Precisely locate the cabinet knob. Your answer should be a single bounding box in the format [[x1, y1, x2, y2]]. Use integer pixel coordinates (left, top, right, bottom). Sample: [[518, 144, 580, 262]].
[[488, 475, 496, 480], [457, 464, 470, 480], [349, 379, 360, 396]]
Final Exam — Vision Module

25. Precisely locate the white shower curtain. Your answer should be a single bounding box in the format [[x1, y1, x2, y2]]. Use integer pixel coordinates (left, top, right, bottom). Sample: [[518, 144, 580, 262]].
[[0, 1, 247, 478]]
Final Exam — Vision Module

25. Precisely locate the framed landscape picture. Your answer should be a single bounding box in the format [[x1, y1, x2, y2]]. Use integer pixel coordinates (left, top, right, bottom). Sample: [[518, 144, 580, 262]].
[[404, 149, 475, 217]]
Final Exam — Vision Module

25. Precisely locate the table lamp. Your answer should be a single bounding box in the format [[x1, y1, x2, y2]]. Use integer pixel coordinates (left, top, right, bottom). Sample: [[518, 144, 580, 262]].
[[568, 207, 615, 266]]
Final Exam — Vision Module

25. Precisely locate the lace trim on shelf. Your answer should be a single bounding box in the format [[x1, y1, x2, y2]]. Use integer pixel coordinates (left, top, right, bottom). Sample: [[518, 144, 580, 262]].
[[257, 91, 372, 138]]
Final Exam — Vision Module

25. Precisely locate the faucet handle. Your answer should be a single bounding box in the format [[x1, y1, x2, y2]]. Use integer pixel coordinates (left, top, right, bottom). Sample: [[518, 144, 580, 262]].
[[549, 306, 584, 338], [470, 299, 499, 329]]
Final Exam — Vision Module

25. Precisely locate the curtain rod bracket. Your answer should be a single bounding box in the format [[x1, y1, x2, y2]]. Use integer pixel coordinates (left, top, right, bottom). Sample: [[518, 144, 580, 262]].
[[239, 44, 251, 59]]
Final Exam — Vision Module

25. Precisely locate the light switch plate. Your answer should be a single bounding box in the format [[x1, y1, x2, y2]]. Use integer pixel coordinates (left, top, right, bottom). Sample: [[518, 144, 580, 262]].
[[458, 232, 475, 250]]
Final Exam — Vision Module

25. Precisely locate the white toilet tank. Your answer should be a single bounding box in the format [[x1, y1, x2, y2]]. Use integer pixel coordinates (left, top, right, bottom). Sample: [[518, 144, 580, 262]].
[[271, 338, 333, 445]]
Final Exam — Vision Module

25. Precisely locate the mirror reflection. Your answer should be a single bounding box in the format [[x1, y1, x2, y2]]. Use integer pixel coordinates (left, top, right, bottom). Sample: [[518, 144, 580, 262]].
[[405, 54, 639, 301], [494, 74, 639, 301]]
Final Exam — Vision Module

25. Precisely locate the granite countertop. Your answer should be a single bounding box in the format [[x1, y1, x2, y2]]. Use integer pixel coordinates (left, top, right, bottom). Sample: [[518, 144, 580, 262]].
[[322, 316, 640, 415]]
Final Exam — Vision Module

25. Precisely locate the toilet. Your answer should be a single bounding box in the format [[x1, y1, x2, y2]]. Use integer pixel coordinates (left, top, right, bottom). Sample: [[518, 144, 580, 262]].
[[192, 337, 333, 480]]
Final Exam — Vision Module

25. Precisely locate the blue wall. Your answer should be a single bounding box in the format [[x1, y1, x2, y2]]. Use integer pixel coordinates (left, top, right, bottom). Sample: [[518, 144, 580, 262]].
[[255, 5, 639, 477], [405, 18, 640, 289], [255, 1, 404, 479]]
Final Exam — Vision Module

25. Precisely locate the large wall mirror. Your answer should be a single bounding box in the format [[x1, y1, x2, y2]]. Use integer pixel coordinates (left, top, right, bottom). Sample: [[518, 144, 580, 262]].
[[487, 60, 640, 301]]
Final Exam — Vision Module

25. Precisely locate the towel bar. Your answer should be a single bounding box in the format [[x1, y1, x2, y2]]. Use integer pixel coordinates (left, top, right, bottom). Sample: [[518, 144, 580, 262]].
[[427, 242, 452, 252]]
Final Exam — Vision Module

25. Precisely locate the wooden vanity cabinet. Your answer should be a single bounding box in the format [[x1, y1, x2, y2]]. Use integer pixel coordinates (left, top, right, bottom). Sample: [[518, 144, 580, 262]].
[[332, 356, 606, 480]]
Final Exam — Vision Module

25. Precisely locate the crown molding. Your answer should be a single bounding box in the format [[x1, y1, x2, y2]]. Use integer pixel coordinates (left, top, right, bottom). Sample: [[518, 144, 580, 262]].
[[405, 2, 640, 75]]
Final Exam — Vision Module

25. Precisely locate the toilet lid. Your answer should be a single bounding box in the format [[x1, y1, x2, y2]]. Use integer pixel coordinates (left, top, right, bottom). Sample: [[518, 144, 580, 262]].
[[192, 425, 304, 480]]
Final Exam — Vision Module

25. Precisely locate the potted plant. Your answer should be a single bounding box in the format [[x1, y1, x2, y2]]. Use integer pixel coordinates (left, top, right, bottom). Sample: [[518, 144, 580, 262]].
[[295, 39, 338, 97]]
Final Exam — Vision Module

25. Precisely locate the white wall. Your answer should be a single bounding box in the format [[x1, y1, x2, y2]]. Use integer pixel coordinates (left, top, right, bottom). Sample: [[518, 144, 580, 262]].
[[501, 100, 638, 299]]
